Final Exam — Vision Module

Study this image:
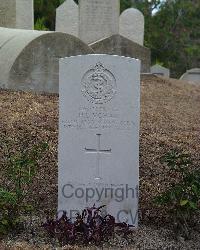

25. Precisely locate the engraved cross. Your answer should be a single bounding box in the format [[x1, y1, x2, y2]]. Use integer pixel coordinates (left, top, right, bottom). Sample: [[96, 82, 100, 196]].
[[85, 134, 111, 180]]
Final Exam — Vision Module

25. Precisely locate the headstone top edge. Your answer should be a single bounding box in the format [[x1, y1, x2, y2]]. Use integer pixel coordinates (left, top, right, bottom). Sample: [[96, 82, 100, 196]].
[[59, 54, 141, 63], [151, 64, 169, 70], [120, 7, 144, 17], [57, 0, 78, 10], [187, 68, 200, 72]]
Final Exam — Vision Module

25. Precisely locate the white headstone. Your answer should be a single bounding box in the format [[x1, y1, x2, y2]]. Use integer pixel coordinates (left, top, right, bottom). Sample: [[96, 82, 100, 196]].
[[56, 0, 78, 37], [58, 54, 140, 226], [79, 0, 120, 44], [180, 68, 200, 84], [0, 0, 33, 30], [151, 64, 170, 77], [119, 8, 144, 46], [16, 0, 34, 29]]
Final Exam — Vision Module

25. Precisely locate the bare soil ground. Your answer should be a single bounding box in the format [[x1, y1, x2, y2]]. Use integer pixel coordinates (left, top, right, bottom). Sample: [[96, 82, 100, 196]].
[[0, 75, 200, 249]]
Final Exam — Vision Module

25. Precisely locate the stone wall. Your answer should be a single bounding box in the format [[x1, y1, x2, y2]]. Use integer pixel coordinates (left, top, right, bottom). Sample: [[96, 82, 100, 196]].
[[0, 28, 93, 93]]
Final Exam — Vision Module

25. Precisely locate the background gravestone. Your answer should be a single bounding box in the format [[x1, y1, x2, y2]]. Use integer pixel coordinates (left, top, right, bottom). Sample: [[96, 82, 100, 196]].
[[151, 64, 170, 77], [56, 0, 78, 37], [0, 0, 33, 30], [58, 54, 140, 226], [79, 0, 120, 44], [90, 34, 150, 72], [0, 1, 15, 27], [180, 68, 200, 84], [119, 8, 144, 46]]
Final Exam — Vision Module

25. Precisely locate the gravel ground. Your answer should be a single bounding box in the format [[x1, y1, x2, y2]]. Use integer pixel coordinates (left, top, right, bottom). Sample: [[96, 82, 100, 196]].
[[1, 222, 200, 249], [0, 75, 200, 249]]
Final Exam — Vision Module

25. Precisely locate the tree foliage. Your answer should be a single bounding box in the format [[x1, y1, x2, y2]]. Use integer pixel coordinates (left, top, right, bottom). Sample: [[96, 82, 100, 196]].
[[34, 0, 200, 77], [34, 0, 65, 30], [143, 0, 199, 77]]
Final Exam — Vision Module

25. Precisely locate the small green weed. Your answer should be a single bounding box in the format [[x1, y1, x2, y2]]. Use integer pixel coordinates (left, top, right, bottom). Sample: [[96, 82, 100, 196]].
[[0, 142, 48, 235], [155, 149, 200, 239]]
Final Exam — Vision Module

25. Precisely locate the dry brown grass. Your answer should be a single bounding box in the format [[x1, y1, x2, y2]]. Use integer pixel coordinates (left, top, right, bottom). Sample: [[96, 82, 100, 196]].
[[140, 75, 200, 221], [0, 75, 200, 222]]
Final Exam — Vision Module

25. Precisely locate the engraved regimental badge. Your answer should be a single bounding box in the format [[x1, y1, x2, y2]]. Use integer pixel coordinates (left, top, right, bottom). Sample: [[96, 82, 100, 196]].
[[81, 62, 117, 104]]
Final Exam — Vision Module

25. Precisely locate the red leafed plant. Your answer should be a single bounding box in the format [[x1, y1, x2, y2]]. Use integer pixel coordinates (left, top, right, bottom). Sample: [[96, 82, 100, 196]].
[[43, 204, 134, 246]]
